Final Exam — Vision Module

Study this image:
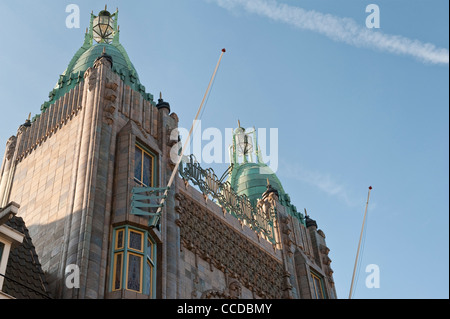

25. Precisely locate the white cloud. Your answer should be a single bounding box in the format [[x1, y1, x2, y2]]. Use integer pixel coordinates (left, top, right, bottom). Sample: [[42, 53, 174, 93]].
[[279, 159, 357, 207], [211, 0, 449, 65]]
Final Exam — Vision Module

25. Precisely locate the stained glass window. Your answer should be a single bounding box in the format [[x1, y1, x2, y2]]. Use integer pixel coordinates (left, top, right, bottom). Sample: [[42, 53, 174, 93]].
[[113, 253, 123, 290], [146, 237, 155, 297], [134, 144, 155, 187], [127, 253, 142, 292], [311, 271, 326, 299], [111, 226, 157, 297], [116, 229, 124, 250], [0, 242, 4, 262], [143, 154, 152, 187], [145, 260, 153, 298], [134, 147, 143, 184], [129, 230, 143, 252]]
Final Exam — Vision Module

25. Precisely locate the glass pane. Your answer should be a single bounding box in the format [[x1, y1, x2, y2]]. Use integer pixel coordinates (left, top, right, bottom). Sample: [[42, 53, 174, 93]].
[[134, 147, 143, 182], [143, 153, 152, 187], [145, 261, 153, 297], [0, 242, 4, 261], [113, 253, 123, 290], [129, 230, 143, 251], [147, 237, 153, 261], [116, 229, 124, 249], [100, 24, 109, 35], [93, 34, 102, 43], [127, 254, 142, 292], [99, 16, 110, 25], [313, 276, 323, 299]]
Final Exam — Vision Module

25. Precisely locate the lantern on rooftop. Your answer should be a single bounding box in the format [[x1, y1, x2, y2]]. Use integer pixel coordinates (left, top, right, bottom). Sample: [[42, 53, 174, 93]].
[[92, 8, 115, 43], [235, 121, 254, 159]]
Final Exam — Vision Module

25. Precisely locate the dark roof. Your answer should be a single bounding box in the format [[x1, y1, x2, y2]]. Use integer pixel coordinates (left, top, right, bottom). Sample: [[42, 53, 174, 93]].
[[2, 216, 51, 299]]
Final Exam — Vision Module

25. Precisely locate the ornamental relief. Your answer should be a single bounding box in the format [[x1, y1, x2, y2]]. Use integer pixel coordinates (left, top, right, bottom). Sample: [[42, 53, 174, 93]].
[[175, 192, 285, 299], [6, 136, 17, 160], [103, 79, 119, 125]]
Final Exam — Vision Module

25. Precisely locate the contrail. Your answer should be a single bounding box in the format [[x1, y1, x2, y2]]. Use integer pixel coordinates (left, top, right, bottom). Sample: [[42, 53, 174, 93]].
[[212, 0, 449, 65]]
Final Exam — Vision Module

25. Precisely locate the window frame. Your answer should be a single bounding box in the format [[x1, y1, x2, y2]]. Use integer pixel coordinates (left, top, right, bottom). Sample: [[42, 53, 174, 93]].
[[0, 225, 25, 291], [134, 143, 157, 188], [110, 226, 157, 297], [310, 270, 327, 299]]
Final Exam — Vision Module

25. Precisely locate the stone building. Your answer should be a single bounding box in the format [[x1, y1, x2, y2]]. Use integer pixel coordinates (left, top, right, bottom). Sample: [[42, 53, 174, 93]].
[[0, 8, 336, 299]]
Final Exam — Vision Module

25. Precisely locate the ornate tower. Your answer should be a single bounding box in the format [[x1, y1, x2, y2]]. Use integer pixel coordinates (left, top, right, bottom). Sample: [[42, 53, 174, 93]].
[[0, 7, 178, 299], [0, 7, 337, 300]]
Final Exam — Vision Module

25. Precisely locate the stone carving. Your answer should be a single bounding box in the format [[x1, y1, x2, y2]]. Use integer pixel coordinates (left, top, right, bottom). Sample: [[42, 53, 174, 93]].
[[85, 68, 98, 92], [104, 79, 119, 125], [200, 280, 242, 299], [6, 136, 17, 161], [176, 192, 284, 299]]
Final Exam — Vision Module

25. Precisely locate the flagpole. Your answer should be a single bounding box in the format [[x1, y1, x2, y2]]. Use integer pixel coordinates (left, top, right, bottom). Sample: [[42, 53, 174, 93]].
[[155, 48, 226, 216], [349, 186, 372, 299]]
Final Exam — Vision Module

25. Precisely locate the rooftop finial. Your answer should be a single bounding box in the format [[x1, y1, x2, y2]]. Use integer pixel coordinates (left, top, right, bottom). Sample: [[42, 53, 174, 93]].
[[238, 119, 241, 128], [105, 4, 107, 10], [156, 92, 171, 112], [23, 112, 32, 127]]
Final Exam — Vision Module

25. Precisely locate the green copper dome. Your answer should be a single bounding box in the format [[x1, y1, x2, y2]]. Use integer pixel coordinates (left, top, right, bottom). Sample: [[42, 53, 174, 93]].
[[228, 161, 305, 225], [67, 43, 138, 78], [38, 8, 155, 116], [226, 121, 305, 225], [229, 162, 285, 205]]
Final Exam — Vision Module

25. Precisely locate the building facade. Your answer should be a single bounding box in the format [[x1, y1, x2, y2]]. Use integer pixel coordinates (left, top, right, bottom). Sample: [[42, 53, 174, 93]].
[[0, 8, 336, 299]]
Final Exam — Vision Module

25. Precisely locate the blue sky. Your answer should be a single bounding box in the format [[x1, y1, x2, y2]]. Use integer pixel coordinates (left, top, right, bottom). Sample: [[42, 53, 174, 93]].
[[0, 0, 448, 299]]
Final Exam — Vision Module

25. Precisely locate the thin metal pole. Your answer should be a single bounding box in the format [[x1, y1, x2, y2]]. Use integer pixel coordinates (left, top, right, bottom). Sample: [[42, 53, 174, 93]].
[[156, 49, 226, 214], [349, 186, 372, 299]]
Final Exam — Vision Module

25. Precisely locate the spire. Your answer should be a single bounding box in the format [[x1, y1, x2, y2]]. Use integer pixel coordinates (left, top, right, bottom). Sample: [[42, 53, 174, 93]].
[[304, 209, 318, 228], [262, 177, 279, 200], [156, 92, 171, 113], [23, 113, 32, 127]]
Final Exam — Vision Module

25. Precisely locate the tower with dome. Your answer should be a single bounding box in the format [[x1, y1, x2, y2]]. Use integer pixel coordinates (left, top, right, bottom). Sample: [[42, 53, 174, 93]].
[[0, 7, 336, 299]]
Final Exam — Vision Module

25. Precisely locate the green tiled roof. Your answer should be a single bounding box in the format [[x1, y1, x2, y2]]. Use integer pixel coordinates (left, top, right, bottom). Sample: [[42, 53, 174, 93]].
[[38, 9, 155, 117], [228, 162, 305, 225], [229, 162, 285, 205]]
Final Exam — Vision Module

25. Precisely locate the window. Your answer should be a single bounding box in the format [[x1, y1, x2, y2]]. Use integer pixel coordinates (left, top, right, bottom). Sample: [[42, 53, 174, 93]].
[[0, 242, 4, 262], [134, 144, 156, 187], [311, 271, 327, 299], [145, 237, 156, 298], [111, 226, 157, 297]]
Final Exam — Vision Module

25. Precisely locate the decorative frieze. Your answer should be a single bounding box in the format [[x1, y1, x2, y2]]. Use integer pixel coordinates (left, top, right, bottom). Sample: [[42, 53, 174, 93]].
[[175, 192, 284, 299], [5, 136, 17, 161], [179, 155, 277, 244], [104, 79, 119, 125], [14, 86, 83, 163]]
